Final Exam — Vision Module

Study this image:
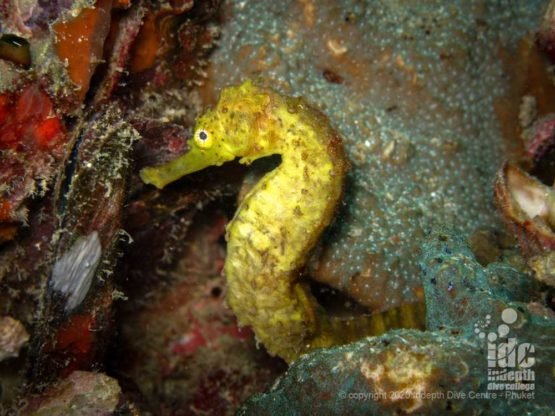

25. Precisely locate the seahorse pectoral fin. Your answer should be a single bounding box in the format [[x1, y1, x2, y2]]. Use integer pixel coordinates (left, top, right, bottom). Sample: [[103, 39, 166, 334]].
[[140, 147, 234, 189]]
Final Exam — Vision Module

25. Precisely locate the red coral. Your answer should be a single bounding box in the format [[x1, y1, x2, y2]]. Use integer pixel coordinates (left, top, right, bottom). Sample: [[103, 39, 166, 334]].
[[0, 84, 63, 150], [0, 83, 66, 224], [0, 94, 9, 124], [34, 117, 63, 148], [55, 314, 97, 377]]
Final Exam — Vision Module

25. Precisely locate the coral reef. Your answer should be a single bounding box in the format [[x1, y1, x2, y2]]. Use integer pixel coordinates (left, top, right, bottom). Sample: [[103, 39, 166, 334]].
[[0, 83, 66, 226], [208, 0, 550, 312], [0, 0, 554, 414], [529, 251, 555, 287], [0, 0, 231, 412], [52, 0, 112, 101], [115, 207, 285, 413], [238, 228, 555, 415], [28, 105, 139, 384], [21, 371, 123, 415]]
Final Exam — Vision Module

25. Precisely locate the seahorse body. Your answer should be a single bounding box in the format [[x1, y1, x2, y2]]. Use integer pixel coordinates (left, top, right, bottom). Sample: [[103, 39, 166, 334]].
[[141, 81, 424, 362]]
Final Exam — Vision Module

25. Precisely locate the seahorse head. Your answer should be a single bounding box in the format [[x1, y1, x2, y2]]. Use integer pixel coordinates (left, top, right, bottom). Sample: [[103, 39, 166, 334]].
[[140, 80, 274, 188], [190, 80, 273, 163]]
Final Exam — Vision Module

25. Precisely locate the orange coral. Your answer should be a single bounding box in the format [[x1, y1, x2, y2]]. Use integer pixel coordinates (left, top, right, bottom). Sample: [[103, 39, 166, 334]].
[[113, 0, 131, 9], [53, 0, 113, 101], [127, 1, 200, 74], [128, 12, 160, 73], [0, 201, 12, 222]]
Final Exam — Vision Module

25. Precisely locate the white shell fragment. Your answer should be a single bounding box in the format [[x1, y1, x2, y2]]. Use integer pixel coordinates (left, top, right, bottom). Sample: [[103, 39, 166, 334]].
[[0, 316, 30, 362], [51, 231, 102, 312]]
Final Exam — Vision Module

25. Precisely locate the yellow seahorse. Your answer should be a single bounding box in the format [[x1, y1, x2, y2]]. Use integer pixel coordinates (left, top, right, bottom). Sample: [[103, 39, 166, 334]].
[[141, 80, 424, 362]]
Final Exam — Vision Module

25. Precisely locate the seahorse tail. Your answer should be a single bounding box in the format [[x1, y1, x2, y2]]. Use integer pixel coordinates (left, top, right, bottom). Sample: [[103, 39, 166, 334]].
[[307, 301, 427, 352], [226, 272, 320, 363]]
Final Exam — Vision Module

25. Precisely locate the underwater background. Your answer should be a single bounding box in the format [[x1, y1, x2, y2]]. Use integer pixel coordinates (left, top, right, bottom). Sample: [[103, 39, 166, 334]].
[[0, 0, 554, 414]]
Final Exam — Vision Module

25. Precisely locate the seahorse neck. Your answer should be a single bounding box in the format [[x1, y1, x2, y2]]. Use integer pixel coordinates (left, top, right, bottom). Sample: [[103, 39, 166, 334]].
[[262, 103, 334, 167]]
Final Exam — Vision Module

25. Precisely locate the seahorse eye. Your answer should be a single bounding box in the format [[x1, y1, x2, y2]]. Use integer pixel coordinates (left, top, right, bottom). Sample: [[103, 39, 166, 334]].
[[195, 129, 213, 148]]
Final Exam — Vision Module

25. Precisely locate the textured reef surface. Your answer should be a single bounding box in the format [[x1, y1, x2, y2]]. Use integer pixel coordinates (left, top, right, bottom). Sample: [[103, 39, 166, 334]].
[[238, 229, 555, 415], [0, 0, 554, 415], [209, 0, 550, 311]]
